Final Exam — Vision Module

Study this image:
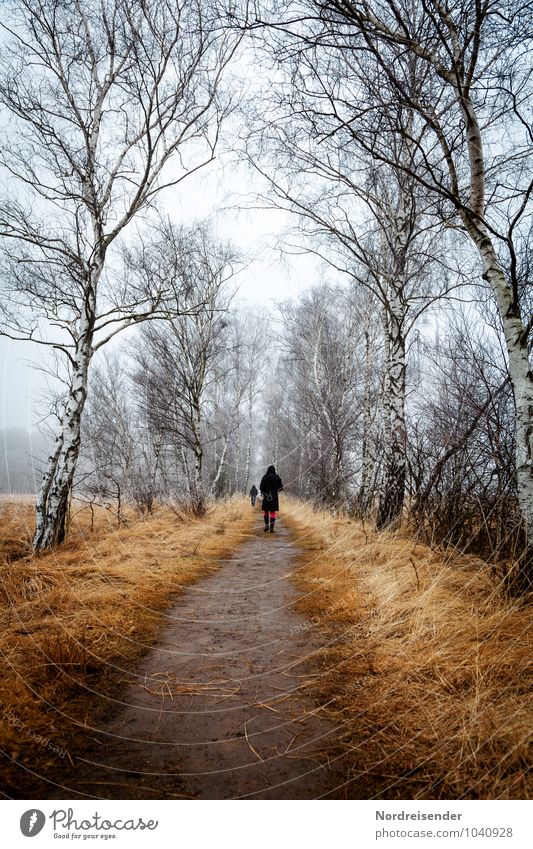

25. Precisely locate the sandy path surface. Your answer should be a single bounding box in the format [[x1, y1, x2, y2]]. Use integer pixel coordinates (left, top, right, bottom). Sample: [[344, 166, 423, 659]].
[[44, 516, 343, 799]]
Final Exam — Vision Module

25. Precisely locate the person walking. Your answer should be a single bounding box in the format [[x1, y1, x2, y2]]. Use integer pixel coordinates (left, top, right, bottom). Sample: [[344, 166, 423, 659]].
[[249, 484, 258, 507], [260, 465, 283, 533]]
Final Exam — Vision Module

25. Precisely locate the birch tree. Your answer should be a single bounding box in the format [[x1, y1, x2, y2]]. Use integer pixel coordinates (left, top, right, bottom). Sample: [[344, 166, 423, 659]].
[[230, 310, 264, 494], [131, 224, 238, 514], [279, 284, 363, 504], [0, 0, 240, 548], [268, 0, 533, 577]]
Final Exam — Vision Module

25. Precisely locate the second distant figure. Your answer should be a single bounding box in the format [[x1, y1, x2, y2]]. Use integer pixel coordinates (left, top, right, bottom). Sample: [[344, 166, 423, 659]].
[[249, 484, 258, 507], [260, 465, 283, 533]]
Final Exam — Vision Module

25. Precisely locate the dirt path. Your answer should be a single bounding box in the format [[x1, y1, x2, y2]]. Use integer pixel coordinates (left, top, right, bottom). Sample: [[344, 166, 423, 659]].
[[42, 515, 343, 800]]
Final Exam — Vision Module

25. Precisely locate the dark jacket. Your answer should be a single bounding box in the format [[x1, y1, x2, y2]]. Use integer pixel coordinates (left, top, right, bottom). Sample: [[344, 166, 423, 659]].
[[260, 471, 283, 512], [250, 485, 258, 497]]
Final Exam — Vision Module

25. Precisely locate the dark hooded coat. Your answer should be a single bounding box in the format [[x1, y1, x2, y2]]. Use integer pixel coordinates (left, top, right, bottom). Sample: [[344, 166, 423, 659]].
[[260, 469, 283, 512], [250, 485, 258, 497]]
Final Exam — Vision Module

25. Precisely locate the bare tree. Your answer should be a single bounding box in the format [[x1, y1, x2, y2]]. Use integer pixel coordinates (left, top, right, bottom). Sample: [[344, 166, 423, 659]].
[[0, 0, 241, 548], [201, 313, 248, 497], [407, 307, 518, 570], [275, 284, 365, 505], [226, 308, 264, 494], [131, 224, 238, 514], [259, 0, 533, 578]]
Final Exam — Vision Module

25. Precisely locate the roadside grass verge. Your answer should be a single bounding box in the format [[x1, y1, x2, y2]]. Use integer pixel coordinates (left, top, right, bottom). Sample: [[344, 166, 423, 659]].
[[283, 498, 532, 800], [0, 496, 255, 794]]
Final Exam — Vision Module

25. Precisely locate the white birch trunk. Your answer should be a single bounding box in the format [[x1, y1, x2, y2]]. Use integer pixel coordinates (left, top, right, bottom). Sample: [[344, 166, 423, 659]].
[[210, 435, 229, 495], [193, 448, 204, 512], [303, 428, 312, 498], [33, 136, 103, 550], [33, 329, 93, 548], [180, 447, 192, 498], [377, 309, 392, 500], [376, 177, 410, 530], [358, 329, 374, 515], [243, 385, 253, 495], [33, 433, 64, 544], [233, 428, 240, 495], [297, 437, 304, 495], [333, 437, 345, 502], [191, 401, 205, 513], [377, 297, 407, 529]]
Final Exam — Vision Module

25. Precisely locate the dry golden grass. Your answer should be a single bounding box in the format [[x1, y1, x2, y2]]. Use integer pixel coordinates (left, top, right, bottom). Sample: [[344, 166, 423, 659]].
[[0, 497, 255, 791], [283, 497, 532, 800]]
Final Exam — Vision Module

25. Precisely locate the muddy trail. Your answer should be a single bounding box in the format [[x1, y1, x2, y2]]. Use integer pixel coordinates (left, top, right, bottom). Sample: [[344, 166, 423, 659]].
[[31, 516, 346, 800]]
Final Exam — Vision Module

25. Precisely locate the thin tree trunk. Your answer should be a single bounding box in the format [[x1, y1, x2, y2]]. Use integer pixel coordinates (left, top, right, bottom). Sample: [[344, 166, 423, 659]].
[[302, 427, 312, 498], [210, 435, 230, 495], [191, 401, 205, 514], [273, 430, 279, 469], [180, 447, 192, 498], [376, 309, 391, 511], [193, 447, 204, 513], [333, 434, 345, 503], [358, 329, 374, 516], [377, 299, 407, 529], [116, 480, 122, 527], [297, 424, 305, 496], [243, 385, 253, 494], [233, 427, 240, 495]]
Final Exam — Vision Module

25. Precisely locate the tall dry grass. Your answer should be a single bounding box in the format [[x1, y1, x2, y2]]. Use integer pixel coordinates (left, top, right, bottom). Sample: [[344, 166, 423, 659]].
[[283, 498, 532, 799], [0, 497, 255, 793]]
